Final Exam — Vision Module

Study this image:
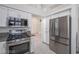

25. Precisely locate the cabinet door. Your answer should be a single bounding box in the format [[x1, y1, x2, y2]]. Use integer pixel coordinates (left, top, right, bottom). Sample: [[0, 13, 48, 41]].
[[20, 11, 28, 19], [8, 8, 20, 18], [27, 13, 32, 30], [0, 6, 8, 27], [0, 41, 7, 54]]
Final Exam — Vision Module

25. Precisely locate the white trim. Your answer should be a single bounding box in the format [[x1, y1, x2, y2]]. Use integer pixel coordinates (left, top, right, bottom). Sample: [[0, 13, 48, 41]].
[[71, 5, 78, 54], [50, 10, 71, 19], [45, 5, 72, 17]]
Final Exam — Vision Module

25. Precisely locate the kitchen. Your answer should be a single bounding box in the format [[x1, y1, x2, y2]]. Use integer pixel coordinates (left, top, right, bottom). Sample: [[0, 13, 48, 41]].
[[0, 5, 32, 54], [0, 4, 79, 54]]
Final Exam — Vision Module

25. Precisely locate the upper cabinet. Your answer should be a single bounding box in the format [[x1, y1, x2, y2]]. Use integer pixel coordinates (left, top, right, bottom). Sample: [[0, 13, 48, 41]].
[[0, 6, 32, 27], [20, 11, 28, 19], [0, 6, 8, 27], [8, 8, 21, 18], [8, 8, 30, 19]]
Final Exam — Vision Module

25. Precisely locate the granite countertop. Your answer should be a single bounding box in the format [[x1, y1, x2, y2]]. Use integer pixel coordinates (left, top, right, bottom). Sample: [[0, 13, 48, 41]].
[[0, 32, 9, 42]]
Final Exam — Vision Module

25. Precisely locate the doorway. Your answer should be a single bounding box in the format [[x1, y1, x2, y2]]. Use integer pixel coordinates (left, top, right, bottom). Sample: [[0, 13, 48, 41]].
[[31, 15, 55, 54]]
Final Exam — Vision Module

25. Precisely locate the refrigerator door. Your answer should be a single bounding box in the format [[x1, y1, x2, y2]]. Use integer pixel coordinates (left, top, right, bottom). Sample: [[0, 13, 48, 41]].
[[49, 19, 55, 41], [58, 16, 69, 45], [49, 16, 71, 54], [49, 19, 55, 37], [59, 16, 69, 39], [55, 18, 59, 36]]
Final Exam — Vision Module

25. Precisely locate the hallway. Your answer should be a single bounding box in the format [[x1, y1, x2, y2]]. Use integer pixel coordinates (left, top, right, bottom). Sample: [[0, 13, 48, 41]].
[[31, 33, 55, 54]]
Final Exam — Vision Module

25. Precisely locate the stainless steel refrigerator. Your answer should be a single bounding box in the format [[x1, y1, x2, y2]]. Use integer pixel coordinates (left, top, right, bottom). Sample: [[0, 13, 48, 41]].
[[49, 16, 71, 54]]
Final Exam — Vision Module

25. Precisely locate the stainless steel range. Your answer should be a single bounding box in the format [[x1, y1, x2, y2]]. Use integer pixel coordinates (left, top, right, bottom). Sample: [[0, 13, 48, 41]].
[[7, 29, 31, 54]]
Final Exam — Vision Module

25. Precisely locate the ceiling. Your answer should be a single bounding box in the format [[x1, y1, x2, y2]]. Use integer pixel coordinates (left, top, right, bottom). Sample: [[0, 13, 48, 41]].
[[2, 4, 63, 16]]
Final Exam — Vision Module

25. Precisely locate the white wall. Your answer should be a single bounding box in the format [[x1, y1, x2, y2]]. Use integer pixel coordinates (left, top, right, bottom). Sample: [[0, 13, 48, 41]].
[[31, 15, 41, 34], [41, 18, 46, 43], [71, 5, 79, 53], [41, 16, 50, 44]]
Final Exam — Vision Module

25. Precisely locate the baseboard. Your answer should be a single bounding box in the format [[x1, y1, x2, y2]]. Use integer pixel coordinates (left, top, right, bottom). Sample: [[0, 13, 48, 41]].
[[42, 41, 49, 46]]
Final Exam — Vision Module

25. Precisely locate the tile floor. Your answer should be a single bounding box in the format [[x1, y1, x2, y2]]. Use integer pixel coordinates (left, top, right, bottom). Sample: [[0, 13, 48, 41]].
[[31, 33, 55, 54]]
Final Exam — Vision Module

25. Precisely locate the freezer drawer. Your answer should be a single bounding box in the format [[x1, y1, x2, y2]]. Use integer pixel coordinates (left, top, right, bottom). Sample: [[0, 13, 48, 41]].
[[49, 39, 69, 54]]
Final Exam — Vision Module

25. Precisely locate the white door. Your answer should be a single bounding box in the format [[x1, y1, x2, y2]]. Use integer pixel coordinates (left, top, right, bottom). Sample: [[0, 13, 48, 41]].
[[0, 6, 8, 27]]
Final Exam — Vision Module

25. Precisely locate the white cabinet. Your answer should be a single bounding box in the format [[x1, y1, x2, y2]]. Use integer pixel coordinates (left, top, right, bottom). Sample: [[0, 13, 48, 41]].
[[0, 41, 7, 54], [8, 8, 21, 18], [8, 8, 29, 19], [20, 11, 28, 19], [27, 13, 32, 31], [0, 6, 32, 27], [0, 6, 8, 27], [20, 11, 32, 19]]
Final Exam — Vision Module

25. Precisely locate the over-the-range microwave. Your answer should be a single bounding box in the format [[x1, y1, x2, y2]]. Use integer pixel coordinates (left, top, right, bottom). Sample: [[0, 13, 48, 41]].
[[8, 17, 28, 27]]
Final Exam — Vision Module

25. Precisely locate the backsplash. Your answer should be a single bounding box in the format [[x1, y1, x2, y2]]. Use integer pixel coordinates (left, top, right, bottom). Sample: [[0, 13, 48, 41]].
[[0, 27, 30, 33]]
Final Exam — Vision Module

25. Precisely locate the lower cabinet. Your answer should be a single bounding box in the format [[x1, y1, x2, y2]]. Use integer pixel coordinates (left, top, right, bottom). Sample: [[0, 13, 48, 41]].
[[0, 41, 7, 54]]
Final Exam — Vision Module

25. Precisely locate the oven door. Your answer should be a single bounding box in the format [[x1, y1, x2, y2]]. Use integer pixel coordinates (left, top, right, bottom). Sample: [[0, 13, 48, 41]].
[[9, 42, 30, 54]]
